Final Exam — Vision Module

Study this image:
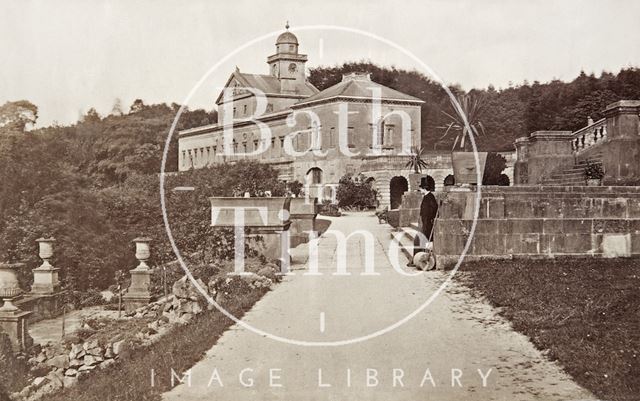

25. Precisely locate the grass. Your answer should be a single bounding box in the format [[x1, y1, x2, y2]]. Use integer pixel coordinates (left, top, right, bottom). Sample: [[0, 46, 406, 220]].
[[42, 288, 267, 401], [455, 257, 640, 401]]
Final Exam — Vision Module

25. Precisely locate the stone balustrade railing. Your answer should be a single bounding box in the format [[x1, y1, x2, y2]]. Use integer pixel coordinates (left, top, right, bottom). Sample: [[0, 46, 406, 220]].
[[571, 118, 607, 154]]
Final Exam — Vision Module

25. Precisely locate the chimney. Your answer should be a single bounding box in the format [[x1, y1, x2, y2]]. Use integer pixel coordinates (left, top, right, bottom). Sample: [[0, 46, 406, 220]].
[[341, 72, 371, 82]]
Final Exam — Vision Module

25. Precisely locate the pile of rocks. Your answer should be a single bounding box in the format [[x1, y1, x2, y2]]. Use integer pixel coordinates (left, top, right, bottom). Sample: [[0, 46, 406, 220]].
[[14, 270, 277, 401], [20, 339, 128, 400]]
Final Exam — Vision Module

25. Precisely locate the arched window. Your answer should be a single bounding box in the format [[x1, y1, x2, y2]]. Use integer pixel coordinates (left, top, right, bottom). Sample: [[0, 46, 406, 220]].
[[307, 167, 323, 185]]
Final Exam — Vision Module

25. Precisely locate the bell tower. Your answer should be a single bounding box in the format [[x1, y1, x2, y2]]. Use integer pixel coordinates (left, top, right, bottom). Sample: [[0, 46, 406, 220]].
[[267, 23, 308, 92]]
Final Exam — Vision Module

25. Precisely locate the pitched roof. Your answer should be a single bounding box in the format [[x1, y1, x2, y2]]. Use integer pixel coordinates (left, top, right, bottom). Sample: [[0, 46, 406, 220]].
[[215, 71, 318, 104], [294, 73, 424, 107]]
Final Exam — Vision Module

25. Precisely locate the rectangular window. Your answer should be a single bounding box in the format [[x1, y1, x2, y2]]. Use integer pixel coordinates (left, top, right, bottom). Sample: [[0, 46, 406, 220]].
[[243, 105, 247, 115]]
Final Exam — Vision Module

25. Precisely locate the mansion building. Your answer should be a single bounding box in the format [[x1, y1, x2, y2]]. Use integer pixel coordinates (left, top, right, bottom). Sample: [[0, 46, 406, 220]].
[[178, 27, 515, 208]]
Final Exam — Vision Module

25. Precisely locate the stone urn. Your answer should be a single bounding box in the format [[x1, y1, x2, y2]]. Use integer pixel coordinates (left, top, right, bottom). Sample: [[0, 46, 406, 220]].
[[32, 237, 60, 294], [451, 151, 488, 185], [0, 262, 24, 312], [132, 237, 152, 270], [36, 237, 55, 266]]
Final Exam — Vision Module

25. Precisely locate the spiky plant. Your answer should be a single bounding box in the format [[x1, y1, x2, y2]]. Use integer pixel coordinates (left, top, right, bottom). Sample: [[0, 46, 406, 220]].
[[405, 145, 429, 173], [438, 94, 486, 150]]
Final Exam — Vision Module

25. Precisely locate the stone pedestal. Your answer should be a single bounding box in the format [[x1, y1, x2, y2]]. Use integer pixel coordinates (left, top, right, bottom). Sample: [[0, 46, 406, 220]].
[[31, 267, 60, 295], [210, 197, 292, 270], [289, 197, 318, 247], [123, 268, 152, 312], [398, 192, 423, 227], [123, 237, 153, 312], [0, 306, 33, 352]]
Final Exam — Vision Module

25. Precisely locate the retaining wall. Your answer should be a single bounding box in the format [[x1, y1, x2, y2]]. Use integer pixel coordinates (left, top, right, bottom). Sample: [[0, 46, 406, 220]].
[[434, 186, 640, 267]]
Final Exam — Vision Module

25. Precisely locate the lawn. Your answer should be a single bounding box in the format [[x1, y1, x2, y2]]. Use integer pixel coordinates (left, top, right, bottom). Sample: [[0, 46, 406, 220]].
[[455, 257, 640, 401]]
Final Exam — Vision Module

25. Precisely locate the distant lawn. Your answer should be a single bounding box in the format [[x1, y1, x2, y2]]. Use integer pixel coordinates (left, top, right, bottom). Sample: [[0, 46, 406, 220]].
[[455, 257, 640, 401], [43, 289, 266, 401]]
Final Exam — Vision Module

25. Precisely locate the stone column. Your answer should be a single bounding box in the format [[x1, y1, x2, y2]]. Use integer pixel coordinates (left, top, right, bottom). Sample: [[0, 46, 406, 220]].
[[123, 237, 153, 312], [0, 263, 33, 352], [31, 238, 60, 294]]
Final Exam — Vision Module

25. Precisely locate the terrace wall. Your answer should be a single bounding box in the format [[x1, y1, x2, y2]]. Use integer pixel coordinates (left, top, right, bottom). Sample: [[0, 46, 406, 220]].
[[434, 186, 640, 267]]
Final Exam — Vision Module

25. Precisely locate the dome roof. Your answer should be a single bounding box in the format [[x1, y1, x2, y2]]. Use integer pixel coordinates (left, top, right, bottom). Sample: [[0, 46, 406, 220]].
[[276, 31, 298, 45]]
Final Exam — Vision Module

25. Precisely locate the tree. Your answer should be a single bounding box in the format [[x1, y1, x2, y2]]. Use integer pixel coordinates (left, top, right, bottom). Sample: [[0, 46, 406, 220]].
[[438, 93, 486, 150], [404, 146, 429, 173], [336, 174, 378, 209], [0, 100, 38, 131]]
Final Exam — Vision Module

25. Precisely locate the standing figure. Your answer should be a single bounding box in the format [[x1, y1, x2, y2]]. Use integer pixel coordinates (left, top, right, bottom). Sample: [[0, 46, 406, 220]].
[[409, 176, 438, 269]]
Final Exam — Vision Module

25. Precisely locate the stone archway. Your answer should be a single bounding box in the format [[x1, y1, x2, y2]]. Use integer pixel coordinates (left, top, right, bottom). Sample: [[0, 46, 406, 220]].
[[389, 176, 408, 209]]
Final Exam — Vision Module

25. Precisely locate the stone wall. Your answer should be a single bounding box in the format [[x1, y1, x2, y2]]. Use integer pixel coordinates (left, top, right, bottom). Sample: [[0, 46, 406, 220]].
[[434, 186, 640, 267]]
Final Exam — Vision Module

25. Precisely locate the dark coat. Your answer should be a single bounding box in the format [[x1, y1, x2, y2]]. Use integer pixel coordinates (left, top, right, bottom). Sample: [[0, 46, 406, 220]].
[[413, 191, 438, 256], [420, 192, 438, 241]]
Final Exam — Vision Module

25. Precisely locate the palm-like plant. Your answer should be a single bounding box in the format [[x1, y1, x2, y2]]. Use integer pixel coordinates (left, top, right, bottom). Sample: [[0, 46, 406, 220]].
[[405, 145, 429, 173], [438, 94, 486, 150]]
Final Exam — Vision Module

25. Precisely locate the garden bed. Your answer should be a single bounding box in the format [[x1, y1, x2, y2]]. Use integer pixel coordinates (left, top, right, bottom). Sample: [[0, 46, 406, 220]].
[[455, 257, 640, 401]]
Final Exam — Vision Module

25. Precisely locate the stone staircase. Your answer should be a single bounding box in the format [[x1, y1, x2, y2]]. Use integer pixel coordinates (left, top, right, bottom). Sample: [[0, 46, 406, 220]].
[[540, 156, 604, 186], [390, 224, 420, 260]]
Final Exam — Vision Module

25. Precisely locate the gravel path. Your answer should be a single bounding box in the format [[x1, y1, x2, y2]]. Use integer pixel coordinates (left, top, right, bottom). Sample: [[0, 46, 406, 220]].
[[163, 212, 594, 401]]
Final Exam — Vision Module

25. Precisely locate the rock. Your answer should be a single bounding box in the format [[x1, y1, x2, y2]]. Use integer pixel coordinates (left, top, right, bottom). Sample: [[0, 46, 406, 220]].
[[63, 376, 78, 388], [163, 302, 173, 312], [99, 359, 116, 369], [69, 343, 84, 360], [32, 376, 49, 388], [78, 364, 96, 372], [46, 370, 65, 388], [158, 315, 169, 324], [35, 353, 47, 363], [181, 313, 194, 323], [86, 346, 103, 357], [83, 355, 101, 366], [46, 355, 69, 369], [104, 345, 114, 359], [172, 276, 206, 301], [178, 300, 203, 315], [83, 340, 99, 352], [148, 321, 161, 332], [64, 368, 78, 377], [68, 358, 83, 368]]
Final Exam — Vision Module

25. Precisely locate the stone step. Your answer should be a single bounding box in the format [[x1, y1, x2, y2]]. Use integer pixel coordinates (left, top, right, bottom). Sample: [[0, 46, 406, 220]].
[[389, 226, 419, 261]]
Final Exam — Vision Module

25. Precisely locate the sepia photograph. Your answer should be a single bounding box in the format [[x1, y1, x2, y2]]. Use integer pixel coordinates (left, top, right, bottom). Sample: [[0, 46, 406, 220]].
[[1, 1, 639, 400]]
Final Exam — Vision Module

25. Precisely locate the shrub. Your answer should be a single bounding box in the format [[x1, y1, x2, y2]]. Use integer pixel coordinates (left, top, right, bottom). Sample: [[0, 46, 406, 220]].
[[317, 200, 341, 216], [335, 174, 378, 209], [585, 162, 605, 179], [482, 152, 507, 185]]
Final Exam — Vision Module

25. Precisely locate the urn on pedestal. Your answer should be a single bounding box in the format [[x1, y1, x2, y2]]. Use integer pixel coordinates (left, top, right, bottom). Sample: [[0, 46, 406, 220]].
[[0, 262, 33, 352], [31, 237, 60, 294], [123, 237, 153, 312]]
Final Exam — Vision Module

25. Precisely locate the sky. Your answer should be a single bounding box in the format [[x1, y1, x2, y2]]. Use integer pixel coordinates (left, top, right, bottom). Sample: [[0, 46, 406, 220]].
[[1, 0, 639, 127]]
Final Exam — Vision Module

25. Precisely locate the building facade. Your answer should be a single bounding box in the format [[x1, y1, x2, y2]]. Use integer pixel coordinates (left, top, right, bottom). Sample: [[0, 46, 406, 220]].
[[178, 27, 515, 208]]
